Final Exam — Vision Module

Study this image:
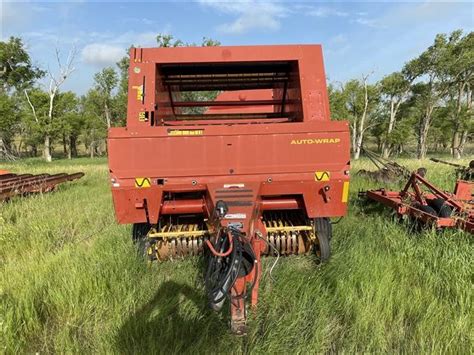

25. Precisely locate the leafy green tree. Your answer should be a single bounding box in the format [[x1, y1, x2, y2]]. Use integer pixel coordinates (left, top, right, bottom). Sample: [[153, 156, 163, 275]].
[[379, 72, 413, 157], [114, 54, 130, 126], [0, 37, 44, 158], [23, 47, 76, 161], [156, 34, 184, 48], [328, 83, 349, 121], [81, 89, 107, 157], [343, 75, 380, 159], [55, 91, 81, 158], [441, 31, 474, 158], [0, 93, 18, 158], [0, 36, 44, 93], [405, 30, 473, 159], [93, 67, 118, 129], [21, 88, 52, 155]]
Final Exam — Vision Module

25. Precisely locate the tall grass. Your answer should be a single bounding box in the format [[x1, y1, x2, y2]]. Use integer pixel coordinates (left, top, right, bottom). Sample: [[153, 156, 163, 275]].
[[0, 158, 472, 353]]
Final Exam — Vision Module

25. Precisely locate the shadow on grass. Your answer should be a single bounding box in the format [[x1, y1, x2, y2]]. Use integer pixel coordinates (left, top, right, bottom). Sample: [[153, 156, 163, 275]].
[[115, 280, 227, 354]]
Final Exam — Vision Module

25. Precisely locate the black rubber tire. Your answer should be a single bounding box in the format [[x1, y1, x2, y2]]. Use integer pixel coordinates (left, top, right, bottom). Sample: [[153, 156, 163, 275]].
[[416, 204, 437, 216], [314, 218, 331, 263], [427, 198, 453, 218], [132, 223, 151, 258]]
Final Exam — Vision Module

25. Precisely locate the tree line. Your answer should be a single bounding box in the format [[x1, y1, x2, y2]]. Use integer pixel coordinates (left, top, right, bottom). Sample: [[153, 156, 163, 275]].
[[329, 30, 473, 159], [0, 31, 472, 162]]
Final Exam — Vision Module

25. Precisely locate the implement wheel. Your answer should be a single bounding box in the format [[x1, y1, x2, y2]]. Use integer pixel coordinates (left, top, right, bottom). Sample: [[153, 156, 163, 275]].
[[132, 223, 151, 258], [314, 218, 331, 262], [427, 198, 453, 218], [410, 204, 437, 231]]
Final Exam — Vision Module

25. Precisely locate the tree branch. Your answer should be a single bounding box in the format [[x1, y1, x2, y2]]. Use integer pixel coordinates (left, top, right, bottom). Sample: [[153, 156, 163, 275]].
[[23, 89, 39, 123]]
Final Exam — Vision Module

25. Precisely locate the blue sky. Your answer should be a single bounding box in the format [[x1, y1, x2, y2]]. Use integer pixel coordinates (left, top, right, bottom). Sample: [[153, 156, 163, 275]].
[[2, 0, 473, 94]]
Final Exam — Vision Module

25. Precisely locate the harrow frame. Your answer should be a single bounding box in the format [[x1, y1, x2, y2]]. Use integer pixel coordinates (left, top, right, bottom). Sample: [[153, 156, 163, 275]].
[[364, 172, 473, 233]]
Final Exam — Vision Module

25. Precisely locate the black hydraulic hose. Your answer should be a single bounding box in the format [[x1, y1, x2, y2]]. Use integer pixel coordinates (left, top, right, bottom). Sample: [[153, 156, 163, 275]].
[[205, 225, 256, 308], [205, 228, 240, 305], [207, 237, 241, 305]]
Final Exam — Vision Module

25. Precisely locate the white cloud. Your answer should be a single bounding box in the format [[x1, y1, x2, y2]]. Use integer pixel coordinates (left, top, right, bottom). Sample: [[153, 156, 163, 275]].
[[330, 34, 347, 44], [354, 17, 382, 28], [1, 2, 48, 36], [81, 43, 125, 66], [326, 34, 351, 57], [79, 30, 159, 66], [111, 31, 157, 46], [198, 0, 287, 34], [382, 1, 470, 26], [308, 6, 348, 18]]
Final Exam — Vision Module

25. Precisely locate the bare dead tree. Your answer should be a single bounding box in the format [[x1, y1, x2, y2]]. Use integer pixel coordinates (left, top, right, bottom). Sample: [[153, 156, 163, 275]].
[[354, 71, 375, 160], [24, 46, 76, 162]]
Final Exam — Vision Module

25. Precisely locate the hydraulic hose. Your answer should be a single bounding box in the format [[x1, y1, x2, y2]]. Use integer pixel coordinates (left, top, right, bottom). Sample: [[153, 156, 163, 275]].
[[205, 224, 255, 311]]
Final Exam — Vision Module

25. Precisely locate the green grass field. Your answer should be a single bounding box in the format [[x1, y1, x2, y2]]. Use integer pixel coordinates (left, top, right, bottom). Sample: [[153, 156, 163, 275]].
[[1, 157, 472, 353]]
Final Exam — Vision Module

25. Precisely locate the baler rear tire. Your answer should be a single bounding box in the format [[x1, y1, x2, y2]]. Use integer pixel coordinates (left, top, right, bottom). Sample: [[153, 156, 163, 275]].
[[314, 218, 331, 263], [132, 223, 151, 258]]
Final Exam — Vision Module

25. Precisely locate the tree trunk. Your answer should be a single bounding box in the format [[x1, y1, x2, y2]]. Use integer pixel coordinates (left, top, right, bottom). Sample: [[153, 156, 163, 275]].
[[450, 82, 465, 159], [70, 135, 77, 158], [17, 138, 23, 157], [105, 101, 111, 129], [351, 122, 357, 155], [0, 138, 4, 160], [62, 134, 69, 158], [66, 136, 72, 159], [382, 99, 397, 158], [44, 135, 52, 162], [457, 130, 468, 158], [354, 79, 369, 160], [377, 137, 382, 152], [354, 135, 363, 160], [90, 142, 95, 158], [417, 113, 431, 160], [452, 130, 461, 159]]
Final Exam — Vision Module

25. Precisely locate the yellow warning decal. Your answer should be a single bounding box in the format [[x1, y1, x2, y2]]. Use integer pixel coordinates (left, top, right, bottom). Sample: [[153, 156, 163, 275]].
[[135, 177, 151, 188], [138, 111, 146, 121], [342, 181, 350, 203], [132, 85, 143, 101], [167, 129, 204, 136], [314, 171, 330, 182]]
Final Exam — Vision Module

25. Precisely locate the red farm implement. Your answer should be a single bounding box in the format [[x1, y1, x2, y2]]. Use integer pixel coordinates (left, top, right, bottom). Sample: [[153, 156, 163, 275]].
[[108, 44, 351, 333], [363, 171, 473, 234]]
